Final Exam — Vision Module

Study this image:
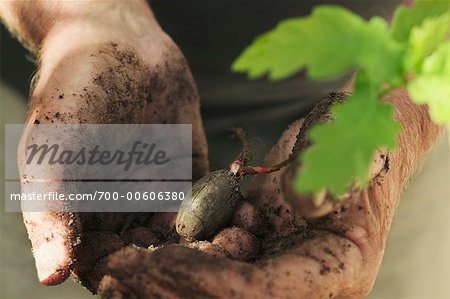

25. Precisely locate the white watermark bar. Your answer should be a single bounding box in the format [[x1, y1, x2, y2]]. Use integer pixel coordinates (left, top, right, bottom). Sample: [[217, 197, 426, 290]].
[[5, 181, 191, 212], [6, 124, 192, 180], [5, 124, 193, 212]]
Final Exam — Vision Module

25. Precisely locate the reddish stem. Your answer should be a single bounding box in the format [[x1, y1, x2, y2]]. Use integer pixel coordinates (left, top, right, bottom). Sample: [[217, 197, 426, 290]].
[[233, 156, 294, 177]]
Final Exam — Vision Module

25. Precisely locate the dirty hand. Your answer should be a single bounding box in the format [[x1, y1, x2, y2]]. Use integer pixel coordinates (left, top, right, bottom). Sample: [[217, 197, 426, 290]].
[[1, 1, 442, 298], [0, 0, 207, 289], [97, 90, 441, 298]]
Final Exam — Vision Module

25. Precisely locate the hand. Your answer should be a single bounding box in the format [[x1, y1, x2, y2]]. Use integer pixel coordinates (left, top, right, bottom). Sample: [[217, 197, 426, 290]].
[[5, 1, 441, 297], [13, 1, 208, 289], [96, 90, 442, 298]]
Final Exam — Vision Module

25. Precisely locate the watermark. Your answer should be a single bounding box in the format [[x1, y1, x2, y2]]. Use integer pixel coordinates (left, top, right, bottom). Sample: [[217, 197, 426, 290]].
[[25, 141, 170, 171], [5, 124, 192, 212]]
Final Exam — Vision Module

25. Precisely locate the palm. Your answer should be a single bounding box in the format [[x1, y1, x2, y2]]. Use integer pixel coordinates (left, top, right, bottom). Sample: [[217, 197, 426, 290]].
[[95, 113, 400, 298], [19, 32, 440, 297]]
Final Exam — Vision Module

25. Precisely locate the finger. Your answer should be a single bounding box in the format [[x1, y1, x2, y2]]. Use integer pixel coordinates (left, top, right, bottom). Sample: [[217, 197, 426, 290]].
[[98, 275, 138, 299], [72, 223, 161, 291], [71, 231, 125, 292], [100, 232, 364, 299], [258, 230, 366, 298], [211, 227, 259, 262], [181, 201, 262, 262], [247, 119, 308, 239], [231, 201, 264, 235], [248, 91, 348, 219], [187, 241, 228, 258], [101, 245, 255, 298], [18, 120, 86, 285], [101, 246, 190, 298], [306, 90, 443, 265], [278, 90, 390, 217], [283, 147, 390, 218], [279, 92, 348, 218], [22, 211, 80, 285]]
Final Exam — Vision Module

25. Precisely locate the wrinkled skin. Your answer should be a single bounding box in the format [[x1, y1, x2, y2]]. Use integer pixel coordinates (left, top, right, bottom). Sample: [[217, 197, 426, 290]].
[[0, 1, 443, 298], [97, 90, 441, 299]]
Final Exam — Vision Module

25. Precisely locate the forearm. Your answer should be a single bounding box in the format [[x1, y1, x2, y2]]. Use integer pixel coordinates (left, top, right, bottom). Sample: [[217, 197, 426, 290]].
[[0, 0, 159, 54]]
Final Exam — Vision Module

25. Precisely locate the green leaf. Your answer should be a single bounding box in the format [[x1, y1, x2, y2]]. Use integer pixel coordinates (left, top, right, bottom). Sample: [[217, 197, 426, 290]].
[[408, 42, 450, 124], [295, 73, 400, 196], [390, 0, 450, 42], [232, 5, 403, 85], [360, 17, 405, 87], [233, 3, 450, 198], [405, 12, 450, 72], [232, 6, 362, 81]]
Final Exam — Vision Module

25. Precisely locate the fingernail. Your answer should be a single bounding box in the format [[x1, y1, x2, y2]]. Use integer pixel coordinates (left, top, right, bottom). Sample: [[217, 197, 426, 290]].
[[33, 236, 71, 285]]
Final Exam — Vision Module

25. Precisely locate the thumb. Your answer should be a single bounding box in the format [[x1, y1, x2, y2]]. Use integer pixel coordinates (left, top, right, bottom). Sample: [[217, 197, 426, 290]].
[[18, 119, 82, 285], [22, 209, 81, 285]]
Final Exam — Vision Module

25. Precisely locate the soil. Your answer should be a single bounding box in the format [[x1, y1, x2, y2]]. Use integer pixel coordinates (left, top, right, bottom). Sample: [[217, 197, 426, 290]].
[[33, 41, 197, 126]]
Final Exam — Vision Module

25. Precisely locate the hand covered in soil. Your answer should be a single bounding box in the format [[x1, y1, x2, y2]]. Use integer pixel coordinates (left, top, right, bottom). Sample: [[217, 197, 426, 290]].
[[1, 1, 443, 298], [0, 0, 208, 289], [97, 90, 442, 299]]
